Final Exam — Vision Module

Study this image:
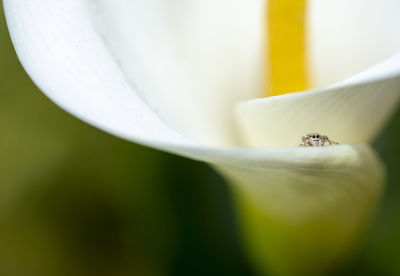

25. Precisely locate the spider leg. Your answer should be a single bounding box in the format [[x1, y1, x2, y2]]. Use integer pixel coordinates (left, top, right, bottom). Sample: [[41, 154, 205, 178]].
[[300, 136, 306, 146], [321, 135, 328, 146]]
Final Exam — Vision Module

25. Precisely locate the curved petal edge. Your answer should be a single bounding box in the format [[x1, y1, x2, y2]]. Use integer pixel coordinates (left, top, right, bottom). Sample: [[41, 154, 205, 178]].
[[216, 144, 385, 276]]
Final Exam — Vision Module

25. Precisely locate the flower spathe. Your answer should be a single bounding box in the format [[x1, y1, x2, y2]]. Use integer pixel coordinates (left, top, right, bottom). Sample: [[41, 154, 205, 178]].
[[4, 0, 400, 275]]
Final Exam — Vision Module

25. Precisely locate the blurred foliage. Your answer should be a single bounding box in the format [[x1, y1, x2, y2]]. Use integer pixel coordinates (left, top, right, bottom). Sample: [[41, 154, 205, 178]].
[[1, 5, 400, 276]]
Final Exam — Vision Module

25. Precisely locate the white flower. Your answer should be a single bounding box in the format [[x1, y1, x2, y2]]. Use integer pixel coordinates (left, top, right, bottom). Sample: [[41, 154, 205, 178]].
[[4, 0, 400, 275]]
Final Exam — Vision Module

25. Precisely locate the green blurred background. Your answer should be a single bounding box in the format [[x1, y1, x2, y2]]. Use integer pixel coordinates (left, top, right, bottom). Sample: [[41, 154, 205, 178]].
[[1, 6, 400, 276]]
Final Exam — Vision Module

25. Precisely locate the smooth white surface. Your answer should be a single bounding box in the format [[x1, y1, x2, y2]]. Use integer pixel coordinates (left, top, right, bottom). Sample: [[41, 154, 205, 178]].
[[4, 0, 193, 147], [88, 0, 264, 146], [308, 0, 400, 88]]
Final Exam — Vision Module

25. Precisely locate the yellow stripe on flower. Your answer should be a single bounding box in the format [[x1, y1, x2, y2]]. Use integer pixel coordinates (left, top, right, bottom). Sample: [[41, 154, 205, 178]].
[[265, 0, 309, 97]]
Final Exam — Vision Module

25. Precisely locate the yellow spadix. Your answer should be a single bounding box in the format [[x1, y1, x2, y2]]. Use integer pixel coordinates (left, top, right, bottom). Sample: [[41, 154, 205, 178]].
[[266, 0, 309, 97]]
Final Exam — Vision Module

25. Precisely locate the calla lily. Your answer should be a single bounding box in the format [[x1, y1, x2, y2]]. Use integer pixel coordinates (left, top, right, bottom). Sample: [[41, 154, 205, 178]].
[[4, 0, 400, 275]]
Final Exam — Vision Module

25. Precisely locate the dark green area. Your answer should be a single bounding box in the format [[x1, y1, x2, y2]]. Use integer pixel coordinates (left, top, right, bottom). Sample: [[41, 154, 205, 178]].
[[1, 5, 399, 276]]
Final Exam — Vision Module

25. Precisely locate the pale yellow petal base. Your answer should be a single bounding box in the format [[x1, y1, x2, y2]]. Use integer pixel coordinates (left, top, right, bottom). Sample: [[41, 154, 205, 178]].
[[216, 145, 385, 276]]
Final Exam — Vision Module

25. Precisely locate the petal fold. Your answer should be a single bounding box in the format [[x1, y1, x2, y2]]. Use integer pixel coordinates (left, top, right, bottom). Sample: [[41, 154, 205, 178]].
[[236, 53, 400, 147], [88, 0, 264, 146], [4, 0, 194, 149], [217, 144, 385, 276], [4, 4, 389, 275]]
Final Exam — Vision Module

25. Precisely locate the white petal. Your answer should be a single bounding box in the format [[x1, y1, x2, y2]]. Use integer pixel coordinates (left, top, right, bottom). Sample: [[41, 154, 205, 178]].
[[309, 0, 400, 87], [1, 0, 307, 164], [236, 53, 400, 147], [217, 144, 385, 275], [5, 0, 398, 166], [4, 0, 197, 150], [5, 4, 386, 273], [87, 0, 264, 146]]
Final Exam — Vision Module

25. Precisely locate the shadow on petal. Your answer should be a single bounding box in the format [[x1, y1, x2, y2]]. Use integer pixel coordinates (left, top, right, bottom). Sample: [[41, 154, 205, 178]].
[[216, 144, 385, 276]]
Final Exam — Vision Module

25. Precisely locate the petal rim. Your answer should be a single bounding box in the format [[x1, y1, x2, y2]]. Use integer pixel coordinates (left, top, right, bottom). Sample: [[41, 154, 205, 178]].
[[4, 0, 399, 164]]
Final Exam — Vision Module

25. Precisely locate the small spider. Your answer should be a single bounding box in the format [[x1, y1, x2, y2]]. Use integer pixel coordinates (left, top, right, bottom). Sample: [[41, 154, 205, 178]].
[[300, 133, 339, 147]]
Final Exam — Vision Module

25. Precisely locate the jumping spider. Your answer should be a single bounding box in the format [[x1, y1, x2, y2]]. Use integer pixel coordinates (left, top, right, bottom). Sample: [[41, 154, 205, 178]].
[[300, 133, 338, 147]]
